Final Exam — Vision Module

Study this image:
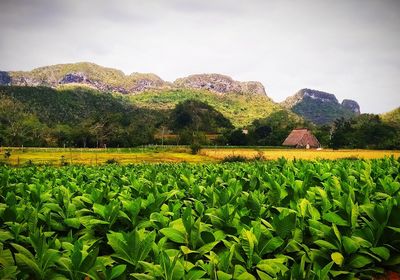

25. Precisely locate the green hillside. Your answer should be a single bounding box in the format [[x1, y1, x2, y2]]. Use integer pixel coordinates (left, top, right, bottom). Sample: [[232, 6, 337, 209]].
[[12, 62, 126, 86], [281, 89, 358, 125], [0, 85, 166, 147], [3, 85, 284, 146], [128, 88, 299, 127], [2, 62, 166, 92], [2, 62, 302, 128], [381, 107, 400, 126], [0, 85, 163, 125], [291, 97, 355, 125], [0, 85, 299, 129]]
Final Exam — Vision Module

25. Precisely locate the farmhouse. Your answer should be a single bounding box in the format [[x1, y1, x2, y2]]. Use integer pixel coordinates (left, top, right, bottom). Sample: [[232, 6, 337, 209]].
[[282, 128, 320, 148]]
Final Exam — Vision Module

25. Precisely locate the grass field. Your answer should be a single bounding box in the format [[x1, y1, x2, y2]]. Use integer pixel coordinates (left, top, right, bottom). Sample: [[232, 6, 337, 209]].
[[1, 147, 399, 165], [201, 148, 400, 160]]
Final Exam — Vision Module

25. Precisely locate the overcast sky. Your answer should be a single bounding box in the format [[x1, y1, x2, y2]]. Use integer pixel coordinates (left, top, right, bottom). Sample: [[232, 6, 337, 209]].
[[1, 0, 399, 113]]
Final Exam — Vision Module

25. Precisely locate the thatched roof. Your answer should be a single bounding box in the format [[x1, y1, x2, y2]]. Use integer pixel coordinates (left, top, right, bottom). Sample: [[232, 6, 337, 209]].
[[282, 128, 320, 148]]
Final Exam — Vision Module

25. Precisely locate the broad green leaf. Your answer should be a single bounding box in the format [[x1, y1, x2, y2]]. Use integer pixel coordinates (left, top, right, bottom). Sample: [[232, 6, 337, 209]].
[[0, 266, 19, 280], [319, 261, 334, 279], [160, 228, 186, 244], [14, 253, 41, 277], [370, 247, 390, 261], [171, 258, 185, 280], [130, 273, 155, 280], [332, 224, 341, 243], [217, 271, 232, 280], [384, 254, 400, 266], [241, 230, 256, 260], [322, 212, 349, 226], [197, 241, 219, 255], [0, 230, 13, 242], [138, 261, 163, 276], [330, 270, 351, 277], [11, 243, 35, 260], [186, 269, 206, 280], [71, 240, 83, 269], [257, 269, 273, 280], [201, 231, 215, 244], [273, 212, 296, 239], [64, 218, 81, 229], [387, 226, 400, 233], [137, 231, 156, 263], [298, 199, 309, 217], [331, 252, 344, 266], [256, 258, 288, 276], [182, 207, 192, 235], [314, 240, 338, 250], [351, 203, 359, 229], [93, 203, 106, 218], [234, 265, 256, 280], [342, 236, 359, 254], [348, 254, 373, 268], [0, 245, 15, 267], [180, 246, 197, 255], [111, 264, 126, 279], [259, 236, 284, 255]]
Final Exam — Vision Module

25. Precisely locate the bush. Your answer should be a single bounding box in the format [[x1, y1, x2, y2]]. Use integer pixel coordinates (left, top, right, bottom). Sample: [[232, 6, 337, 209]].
[[24, 160, 34, 166], [190, 143, 202, 155], [253, 150, 266, 161], [4, 150, 11, 159], [221, 155, 248, 163], [105, 158, 119, 164], [60, 155, 69, 166]]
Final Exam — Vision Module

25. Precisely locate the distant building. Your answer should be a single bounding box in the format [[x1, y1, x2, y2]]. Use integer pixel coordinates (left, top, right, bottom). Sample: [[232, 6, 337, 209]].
[[282, 128, 320, 148]]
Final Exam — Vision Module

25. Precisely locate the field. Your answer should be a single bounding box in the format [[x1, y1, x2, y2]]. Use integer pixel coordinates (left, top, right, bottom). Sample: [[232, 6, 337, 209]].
[[1, 147, 400, 166], [0, 158, 400, 279]]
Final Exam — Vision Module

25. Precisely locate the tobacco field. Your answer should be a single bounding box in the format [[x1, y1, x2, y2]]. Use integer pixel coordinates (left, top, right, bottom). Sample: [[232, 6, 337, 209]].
[[0, 157, 400, 279]]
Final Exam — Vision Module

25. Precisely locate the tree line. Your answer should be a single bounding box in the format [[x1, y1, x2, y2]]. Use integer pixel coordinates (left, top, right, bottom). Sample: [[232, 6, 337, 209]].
[[1, 87, 399, 149]]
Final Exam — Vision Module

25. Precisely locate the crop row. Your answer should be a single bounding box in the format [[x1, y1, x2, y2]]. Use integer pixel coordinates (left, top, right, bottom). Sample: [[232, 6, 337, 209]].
[[0, 157, 399, 279]]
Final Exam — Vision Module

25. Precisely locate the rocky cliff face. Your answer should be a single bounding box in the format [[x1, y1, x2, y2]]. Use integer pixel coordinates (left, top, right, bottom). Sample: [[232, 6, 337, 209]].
[[281, 89, 339, 108], [342, 99, 360, 114], [173, 74, 267, 96], [0, 63, 268, 97], [0, 62, 169, 94], [0, 71, 11, 85], [281, 88, 360, 125]]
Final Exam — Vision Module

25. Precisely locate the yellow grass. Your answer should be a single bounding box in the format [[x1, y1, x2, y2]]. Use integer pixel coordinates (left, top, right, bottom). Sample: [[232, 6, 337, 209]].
[[201, 148, 400, 160], [1, 147, 399, 166], [1, 149, 211, 165]]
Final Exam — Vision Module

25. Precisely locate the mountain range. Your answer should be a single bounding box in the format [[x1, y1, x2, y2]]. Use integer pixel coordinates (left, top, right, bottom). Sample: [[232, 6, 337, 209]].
[[0, 62, 368, 126]]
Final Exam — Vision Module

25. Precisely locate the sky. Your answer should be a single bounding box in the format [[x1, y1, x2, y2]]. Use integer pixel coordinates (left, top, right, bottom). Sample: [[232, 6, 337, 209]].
[[0, 0, 399, 114]]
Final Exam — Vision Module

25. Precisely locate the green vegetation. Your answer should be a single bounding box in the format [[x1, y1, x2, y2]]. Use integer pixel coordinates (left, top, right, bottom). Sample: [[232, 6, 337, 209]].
[[291, 97, 355, 125], [9, 62, 163, 89], [1, 158, 400, 279], [330, 114, 400, 149], [381, 107, 400, 127], [0, 85, 304, 148], [246, 110, 307, 146], [128, 89, 285, 128], [170, 99, 233, 133], [0, 85, 164, 147], [0, 85, 160, 126], [1, 85, 399, 149]]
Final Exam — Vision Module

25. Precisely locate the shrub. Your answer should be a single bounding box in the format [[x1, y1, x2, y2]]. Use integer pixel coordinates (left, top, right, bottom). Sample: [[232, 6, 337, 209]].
[[221, 155, 248, 163], [190, 143, 202, 155], [4, 150, 11, 159], [253, 150, 266, 161], [105, 158, 119, 164]]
